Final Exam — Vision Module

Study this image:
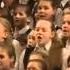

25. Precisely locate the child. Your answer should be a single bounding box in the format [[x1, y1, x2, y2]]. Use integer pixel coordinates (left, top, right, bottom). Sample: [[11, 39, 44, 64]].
[[35, 0, 57, 22], [0, 41, 16, 70], [13, 4, 32, 48]]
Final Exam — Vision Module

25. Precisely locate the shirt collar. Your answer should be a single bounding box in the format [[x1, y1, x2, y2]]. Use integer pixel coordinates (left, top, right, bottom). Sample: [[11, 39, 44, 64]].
[[61, 0, 69, 7], [19, 25, 30, 34], [45, 41, 52, 52]]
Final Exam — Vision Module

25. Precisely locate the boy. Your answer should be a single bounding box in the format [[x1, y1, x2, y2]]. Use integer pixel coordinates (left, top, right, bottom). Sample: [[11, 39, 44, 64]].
[[0, 41, 16, 70]]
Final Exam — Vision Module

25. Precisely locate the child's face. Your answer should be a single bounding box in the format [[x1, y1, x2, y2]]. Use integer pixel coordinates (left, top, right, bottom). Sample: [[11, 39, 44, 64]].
[[36, 0, 55, 20], [0, 48, 13, 70], [35, 20, 54, 45], [13, 7, 27, 27], [0, 23, 9, 42], [62, 13, 70, 38], [27, 30, 37, 47]]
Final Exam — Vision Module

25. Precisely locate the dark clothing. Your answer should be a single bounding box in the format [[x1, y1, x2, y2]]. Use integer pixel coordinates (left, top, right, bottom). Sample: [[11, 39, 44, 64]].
[[34, 40, 63, 70], [23, 46, 35, 69], [48, 40, 63, 70], [14, 26, 32, 48], [16, 28, 31, 47]]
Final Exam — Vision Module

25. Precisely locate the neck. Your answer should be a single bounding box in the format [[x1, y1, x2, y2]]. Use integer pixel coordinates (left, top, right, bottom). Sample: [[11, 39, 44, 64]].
[[15, 25, 25, 31]]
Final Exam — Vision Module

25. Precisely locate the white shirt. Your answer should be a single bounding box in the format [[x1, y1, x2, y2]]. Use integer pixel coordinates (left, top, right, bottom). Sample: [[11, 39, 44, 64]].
[[45, 41, 52, 52], [19, 25, 30, 34], [62, 48, 70, 70], [61, 0, 69, 7], [62, 39, 70, 70]]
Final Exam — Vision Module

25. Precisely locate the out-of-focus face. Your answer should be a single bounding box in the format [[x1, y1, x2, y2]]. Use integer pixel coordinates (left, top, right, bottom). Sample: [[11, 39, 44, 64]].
[[0, 47, 12, 70], [62, 14, 70, 38], [35, 0, 55, 20], [27, 53, 46, 70], [0, 23, 9, 42], [13, 7, 27, 28], [27, 30, 37, 47], [35, 20, 54, 45], [27, 61, 42, 70]]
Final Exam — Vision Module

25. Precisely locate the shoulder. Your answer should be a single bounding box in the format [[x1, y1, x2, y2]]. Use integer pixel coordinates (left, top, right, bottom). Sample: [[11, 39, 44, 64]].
[[52, 39, 64, 48]]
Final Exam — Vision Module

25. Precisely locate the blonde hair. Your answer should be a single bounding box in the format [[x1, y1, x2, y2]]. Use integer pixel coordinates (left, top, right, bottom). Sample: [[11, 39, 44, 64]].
[[0, 17, 12, 36]]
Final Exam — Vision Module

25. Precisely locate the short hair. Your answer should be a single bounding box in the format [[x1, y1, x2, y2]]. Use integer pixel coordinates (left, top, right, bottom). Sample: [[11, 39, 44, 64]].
[[0, 40, 16, 64], [13, 4, 31, 17], [36, 19, 56, 31], [37, 0, 57, 9], [28, 50, 48, 70], [28, 59, 48, 70]]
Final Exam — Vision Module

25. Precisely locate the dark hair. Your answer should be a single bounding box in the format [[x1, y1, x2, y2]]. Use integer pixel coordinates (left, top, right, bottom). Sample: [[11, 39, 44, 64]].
[[34, 0, 57, 16], [33, 0, 57, 24], [37, 0, 57, 9], [27, 0, 36, 13], [55, 26, 62, 31], [51, 22, 56, 31], [13, 4, 31, 17], [3, 0, 19, 9]]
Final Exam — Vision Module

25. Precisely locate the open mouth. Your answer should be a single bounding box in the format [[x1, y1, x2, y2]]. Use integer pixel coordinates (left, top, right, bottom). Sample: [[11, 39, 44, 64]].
[[63, 29, 68, 33], [37, 35, 42, 40], [39, 14, 45, 17]]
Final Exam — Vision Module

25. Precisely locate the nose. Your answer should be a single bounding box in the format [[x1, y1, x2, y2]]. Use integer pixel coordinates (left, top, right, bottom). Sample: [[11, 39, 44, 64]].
[[39, 8, 45, 13], [15, 13, 20, 19], [37, 29, 43, 34]]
